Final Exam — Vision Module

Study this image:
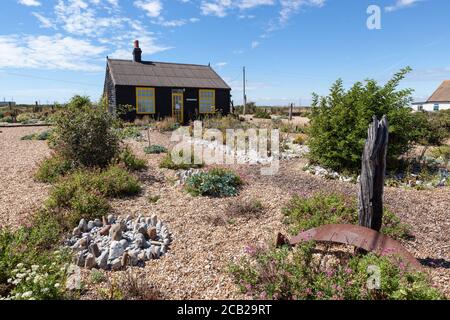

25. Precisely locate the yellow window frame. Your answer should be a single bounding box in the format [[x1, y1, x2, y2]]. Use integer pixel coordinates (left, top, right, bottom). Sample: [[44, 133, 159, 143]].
[[199, 89, 215, 114], [136, 87, 156, 114]]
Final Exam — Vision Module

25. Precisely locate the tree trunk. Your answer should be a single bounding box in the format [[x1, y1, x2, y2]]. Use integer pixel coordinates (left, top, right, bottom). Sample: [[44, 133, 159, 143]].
[[358, 115, 389, 232]]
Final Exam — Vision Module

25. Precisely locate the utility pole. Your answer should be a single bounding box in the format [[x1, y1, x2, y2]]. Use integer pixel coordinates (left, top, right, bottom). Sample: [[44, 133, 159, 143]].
[[243, 66, 247, 115]]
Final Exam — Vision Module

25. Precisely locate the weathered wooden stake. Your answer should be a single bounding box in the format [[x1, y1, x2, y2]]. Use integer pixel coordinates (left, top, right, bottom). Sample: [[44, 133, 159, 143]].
[[289, 103, 293, 121], [358, 115, 389, 232]]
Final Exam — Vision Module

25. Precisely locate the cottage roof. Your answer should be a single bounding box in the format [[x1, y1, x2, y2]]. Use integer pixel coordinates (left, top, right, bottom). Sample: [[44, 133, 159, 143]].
[[427, 80, 450, 103], [107, 58, 231, 90]]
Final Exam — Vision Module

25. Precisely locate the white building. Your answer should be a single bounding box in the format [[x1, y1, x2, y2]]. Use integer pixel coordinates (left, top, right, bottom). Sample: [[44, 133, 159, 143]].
[[413, 80, 450, 112]]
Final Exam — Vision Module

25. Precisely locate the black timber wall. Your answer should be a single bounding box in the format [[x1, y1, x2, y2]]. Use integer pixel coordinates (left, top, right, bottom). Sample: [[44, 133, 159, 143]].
[[103, 66, 116, 113], [115, 85, 231, 123]]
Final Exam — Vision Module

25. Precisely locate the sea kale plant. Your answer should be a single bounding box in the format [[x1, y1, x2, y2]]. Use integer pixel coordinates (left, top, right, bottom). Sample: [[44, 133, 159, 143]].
[[186, 168, 243, 197]]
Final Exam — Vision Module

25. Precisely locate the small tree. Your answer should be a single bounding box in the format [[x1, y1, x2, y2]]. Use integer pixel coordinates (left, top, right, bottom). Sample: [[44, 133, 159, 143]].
[[52, 96, 119, 168], [308, 67, 420, 171]]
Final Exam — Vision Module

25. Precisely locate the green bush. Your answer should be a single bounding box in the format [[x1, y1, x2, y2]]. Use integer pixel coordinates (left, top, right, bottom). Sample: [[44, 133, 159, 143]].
[[0, 211, 70, 299], [159, 150, 204, 170], [52, 99, 119, 168], [254, 109, 271, 119], [16, 113, 32, 123], [34, 155, 73, 183], [45, 166, 140, 227], [21, 130, 53, 141], [96, 165, 141, 197], [117, 126, 142, 140], [144, 145, 168, 154], [0, 116, 13, 123], [186, 168, 243, 197], [282, 193, 411, 240], [308, 68, 422, 172], [229, 242, 443, 300], [117, 147, 147, 171]]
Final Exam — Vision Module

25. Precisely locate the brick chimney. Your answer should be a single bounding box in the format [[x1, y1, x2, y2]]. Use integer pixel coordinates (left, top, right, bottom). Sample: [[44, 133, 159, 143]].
[[133, 40, 142, 63]]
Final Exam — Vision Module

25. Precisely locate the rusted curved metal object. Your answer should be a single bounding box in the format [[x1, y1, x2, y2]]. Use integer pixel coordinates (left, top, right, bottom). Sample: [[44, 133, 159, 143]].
[[278, 224, 422, 270]]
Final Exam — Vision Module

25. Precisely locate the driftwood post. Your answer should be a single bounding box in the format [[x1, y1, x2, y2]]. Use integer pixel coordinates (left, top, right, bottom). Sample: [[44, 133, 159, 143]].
[[358, 115, 389, 232], [289, 103, 293, 121]]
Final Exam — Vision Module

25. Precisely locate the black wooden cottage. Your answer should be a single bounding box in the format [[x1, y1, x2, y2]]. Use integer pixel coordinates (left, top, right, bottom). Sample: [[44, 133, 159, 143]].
[[103, 40, 231, 123]]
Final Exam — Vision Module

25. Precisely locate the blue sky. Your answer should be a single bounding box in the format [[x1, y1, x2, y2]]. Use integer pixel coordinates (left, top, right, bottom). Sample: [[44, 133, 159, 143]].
[[0, 0, 449, 105]]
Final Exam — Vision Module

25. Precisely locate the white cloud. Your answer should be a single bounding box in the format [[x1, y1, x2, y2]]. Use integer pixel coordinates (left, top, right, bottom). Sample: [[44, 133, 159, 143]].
[[200, 0, 274, 17], [134, 0, 163, 18], [18, 0, 41, 6], [251, 40, 259, 48], [0, 34, 106, 71], [32, 12, 56, 29], [385, 0, 420, 12], [200, 0, 232, 17], [215, 61, 227, 68], [238, 0, 273, 9], [55, 0, 125, 36], [279, 0, 325, 24]]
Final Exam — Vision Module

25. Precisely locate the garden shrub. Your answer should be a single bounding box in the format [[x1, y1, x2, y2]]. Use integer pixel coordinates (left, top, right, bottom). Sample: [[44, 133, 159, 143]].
[[34, 154, 73, 183], [96, 165, 142, 197], [430, 145, 450, 164], [254, 109, 271, 119], [308, 67, 423, 172], [117, 147, 147, 171], [144, 145, 168, 154], [45, 166, 140, 228], [16, 113, 32, 123], [229, 242, 443, 300], [226, 198, 263, 219], [156, 117, 179, 132], [117, 126, 142, 140], [0, 116, 13, 123], [159, 150, 204, 170], [21, 130, 53, 141], [185, 168, 243, 197], [282, 193, 411, 240], [0, 210, 71, 299], [293, 134, 308, 145], [52, 98, 119, 168]]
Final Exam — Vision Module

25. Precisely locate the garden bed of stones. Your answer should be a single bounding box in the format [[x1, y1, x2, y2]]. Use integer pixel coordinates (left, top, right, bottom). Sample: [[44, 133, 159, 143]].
[[66, 214, 171, 270]]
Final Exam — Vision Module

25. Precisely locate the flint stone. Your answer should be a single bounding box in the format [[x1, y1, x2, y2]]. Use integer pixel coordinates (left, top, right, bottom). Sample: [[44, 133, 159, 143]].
[[78, 219, 87, 232], [109, 241, 124, 261], [121, 252, 130, 267], [119, 239, 129, 249], [76, 252, 86, 267], [94, 218, 102, 227], [147, 227, 157, 240], [107, 214, 115, 225], [89, 243, 101, 257], [72, 227, 82, 237], [135, 233, 146, 249], [109, 224, 122, 241], [85, 253, 96, 269], [100, 225, 111, 236], [96, 250, 109, 270], [137, 251, 147, 262], [111, 258, 122, 271], [150, 214, 157, 227], [87, 220, 95, 231]]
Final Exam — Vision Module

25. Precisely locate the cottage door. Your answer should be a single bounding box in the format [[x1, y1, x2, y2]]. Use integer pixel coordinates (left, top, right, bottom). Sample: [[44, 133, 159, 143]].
[[172, 92, 184, 123]]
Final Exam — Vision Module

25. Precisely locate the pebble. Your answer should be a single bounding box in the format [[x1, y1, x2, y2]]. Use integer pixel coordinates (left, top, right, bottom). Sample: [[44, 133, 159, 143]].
[[78, 219, 87, 232], [109, 224, 122, 241], [85, 253, 96, 269]]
